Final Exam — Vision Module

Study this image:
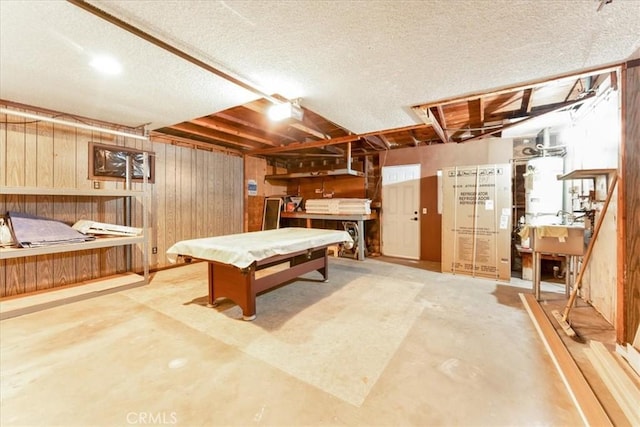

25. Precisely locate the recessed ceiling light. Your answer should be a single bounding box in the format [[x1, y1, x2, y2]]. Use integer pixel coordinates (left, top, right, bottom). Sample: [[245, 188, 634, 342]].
[[89, 55, 122, 75]]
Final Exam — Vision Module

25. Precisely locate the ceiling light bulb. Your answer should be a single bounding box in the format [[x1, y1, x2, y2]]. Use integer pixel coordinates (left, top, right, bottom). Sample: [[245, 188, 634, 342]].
[[267, 102, 292, 121], [90, 55, 123, 75]]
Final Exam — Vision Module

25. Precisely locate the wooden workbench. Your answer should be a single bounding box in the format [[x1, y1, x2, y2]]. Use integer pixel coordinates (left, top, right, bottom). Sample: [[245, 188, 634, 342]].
[[280, 211, 377, 260]]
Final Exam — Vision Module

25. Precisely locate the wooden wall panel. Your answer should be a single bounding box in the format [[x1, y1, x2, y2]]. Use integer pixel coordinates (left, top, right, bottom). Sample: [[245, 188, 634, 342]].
[[163, 143, 177, 264], [36, 121, 54, 187], [75, 126, 99, 281], [1, 103, 244, 297], [223, 155, 233, 234], [206, 151, 215, 236], [232, 156, 243, 234], [420, 175, 441, 261], [35, 194, 54, 291], [25, 117, 37, 187], [196, 149, 206, 238], [582, 188, 618, 323], [622, 62, 640, 343], [151, 143, 165, 269], [244, 156, 287, 232], [6, 114, 25, 187], [213, 153, 224, 234], [0, 112, 5, 189]]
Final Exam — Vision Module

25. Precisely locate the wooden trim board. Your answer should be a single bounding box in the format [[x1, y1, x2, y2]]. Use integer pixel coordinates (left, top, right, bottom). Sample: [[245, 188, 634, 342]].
[[519, 293, 612, 427], [0, 273, 145, 320], [616, 343, 640, 377], [585, 341, 640, 426]]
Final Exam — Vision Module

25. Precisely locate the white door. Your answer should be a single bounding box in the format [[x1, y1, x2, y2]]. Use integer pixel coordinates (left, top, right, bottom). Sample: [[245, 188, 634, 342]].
[[382, 164, 421, 259]]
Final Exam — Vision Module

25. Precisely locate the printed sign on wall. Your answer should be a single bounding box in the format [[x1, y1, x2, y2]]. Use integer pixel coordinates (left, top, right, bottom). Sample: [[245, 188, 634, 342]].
[[247, 179, 258, 196]]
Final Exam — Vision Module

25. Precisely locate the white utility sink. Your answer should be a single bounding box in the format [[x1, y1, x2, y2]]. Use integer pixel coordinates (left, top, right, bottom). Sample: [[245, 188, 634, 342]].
[[531, 225, 585, 256]]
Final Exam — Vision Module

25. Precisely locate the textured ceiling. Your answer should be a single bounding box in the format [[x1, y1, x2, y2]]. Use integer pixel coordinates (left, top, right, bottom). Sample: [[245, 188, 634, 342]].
[[1, 0, 639, 135]]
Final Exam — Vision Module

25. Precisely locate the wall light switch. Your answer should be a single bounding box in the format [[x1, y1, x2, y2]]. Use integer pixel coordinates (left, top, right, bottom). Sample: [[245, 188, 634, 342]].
[[422, 208, 427, 214]]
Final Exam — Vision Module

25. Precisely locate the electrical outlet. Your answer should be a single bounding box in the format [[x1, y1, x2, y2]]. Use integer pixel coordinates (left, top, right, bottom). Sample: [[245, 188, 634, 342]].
[[152, 247, 157, 254], [93, 181, 100, 189]]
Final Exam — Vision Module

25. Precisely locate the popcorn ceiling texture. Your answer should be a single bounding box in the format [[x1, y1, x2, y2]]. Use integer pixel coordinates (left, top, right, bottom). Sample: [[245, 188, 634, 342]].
[[1, 0, 639, 133]]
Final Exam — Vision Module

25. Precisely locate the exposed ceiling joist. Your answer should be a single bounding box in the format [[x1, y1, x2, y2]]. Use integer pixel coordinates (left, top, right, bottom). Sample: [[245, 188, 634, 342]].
[[412, 64, 620, 111], [189, 117, 276, 146], [428, 107, 450, 144], [249, 124, 428, 156], [460, 93, 595, 143], [242, 102, 330, 140], [522, 88, 534, 113], [168, 123, 259, 149]]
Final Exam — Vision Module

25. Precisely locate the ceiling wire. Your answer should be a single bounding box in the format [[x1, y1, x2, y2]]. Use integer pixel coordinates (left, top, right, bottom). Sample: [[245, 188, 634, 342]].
[[596, 0, 613, 12]]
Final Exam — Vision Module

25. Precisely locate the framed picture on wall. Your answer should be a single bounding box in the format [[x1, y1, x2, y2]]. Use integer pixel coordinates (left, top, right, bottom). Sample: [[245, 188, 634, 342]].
[[89, 142, 155, 183]]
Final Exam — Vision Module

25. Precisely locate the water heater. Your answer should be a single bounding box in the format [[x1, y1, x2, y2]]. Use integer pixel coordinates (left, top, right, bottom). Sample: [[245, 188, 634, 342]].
[[524, 156, 564, 225]]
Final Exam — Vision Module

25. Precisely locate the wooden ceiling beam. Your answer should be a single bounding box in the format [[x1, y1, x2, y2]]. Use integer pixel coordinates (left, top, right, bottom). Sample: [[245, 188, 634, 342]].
[[522, 88, 534, 113], [363, 135, 390, 150], [610, 70, 618, 91], [243, 103, 330, 140], [249, 124, 428, 155], [411, 63, 620, 111], [168, 123, 258, 149], [190, 117, 276, 146], [436, 105, 451, 142], [215, 112, 299, 143], [428, 107, 449, 143], [460, 94, 595, 143], [323, 145, 345, 155]]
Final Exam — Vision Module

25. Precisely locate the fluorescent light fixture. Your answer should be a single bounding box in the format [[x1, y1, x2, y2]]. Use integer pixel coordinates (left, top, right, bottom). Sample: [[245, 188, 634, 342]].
[[267, 101, 304, 122], [89, 55, 123, 75], [0, 108, 148, 141], [267, 102, 293, 121]]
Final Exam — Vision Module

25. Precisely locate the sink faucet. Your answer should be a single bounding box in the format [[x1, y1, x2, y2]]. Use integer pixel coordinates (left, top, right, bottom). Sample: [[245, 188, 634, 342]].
[[556, 210, 575, 224]]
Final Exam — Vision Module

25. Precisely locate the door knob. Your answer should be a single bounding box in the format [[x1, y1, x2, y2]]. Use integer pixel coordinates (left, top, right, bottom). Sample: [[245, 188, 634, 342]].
[[411, 217, 418, 221]]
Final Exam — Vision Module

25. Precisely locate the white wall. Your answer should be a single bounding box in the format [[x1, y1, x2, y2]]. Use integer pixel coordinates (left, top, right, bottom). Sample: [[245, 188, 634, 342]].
[[559, 77, 620, 324]]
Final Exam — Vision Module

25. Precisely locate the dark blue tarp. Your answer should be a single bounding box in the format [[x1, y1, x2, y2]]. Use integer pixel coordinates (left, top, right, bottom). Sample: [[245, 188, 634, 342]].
[[7, 211, 94, 247]]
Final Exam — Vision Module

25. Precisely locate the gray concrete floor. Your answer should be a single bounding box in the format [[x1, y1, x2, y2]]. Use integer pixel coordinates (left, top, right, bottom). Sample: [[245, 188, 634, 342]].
[[1, 257, 588, 426]]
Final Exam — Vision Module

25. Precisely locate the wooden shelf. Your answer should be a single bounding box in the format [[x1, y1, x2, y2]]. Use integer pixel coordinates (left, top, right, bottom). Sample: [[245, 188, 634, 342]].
[[1, 186, 144, 197], [265, 168, 364, 180], [557, 168, 616, 181], [0, 272, 145, 320], [1, 169, 149, 282], [0, 236, 144, 260]]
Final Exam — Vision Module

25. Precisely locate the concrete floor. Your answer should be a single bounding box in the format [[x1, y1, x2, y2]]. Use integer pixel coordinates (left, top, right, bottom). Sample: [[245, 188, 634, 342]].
[[1, 257, 585, 426]]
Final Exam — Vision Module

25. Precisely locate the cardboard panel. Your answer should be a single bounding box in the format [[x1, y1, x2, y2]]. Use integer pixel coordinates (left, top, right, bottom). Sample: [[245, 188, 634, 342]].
[[441, 164, 511, 281]]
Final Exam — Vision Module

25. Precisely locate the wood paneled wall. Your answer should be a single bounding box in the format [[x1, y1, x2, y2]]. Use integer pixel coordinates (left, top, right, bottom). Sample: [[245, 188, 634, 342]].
[[620, 59, 640, 343], [150, 142, 243, 269], [244, 156, 287, 232], [1, 106, 243, 297]]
